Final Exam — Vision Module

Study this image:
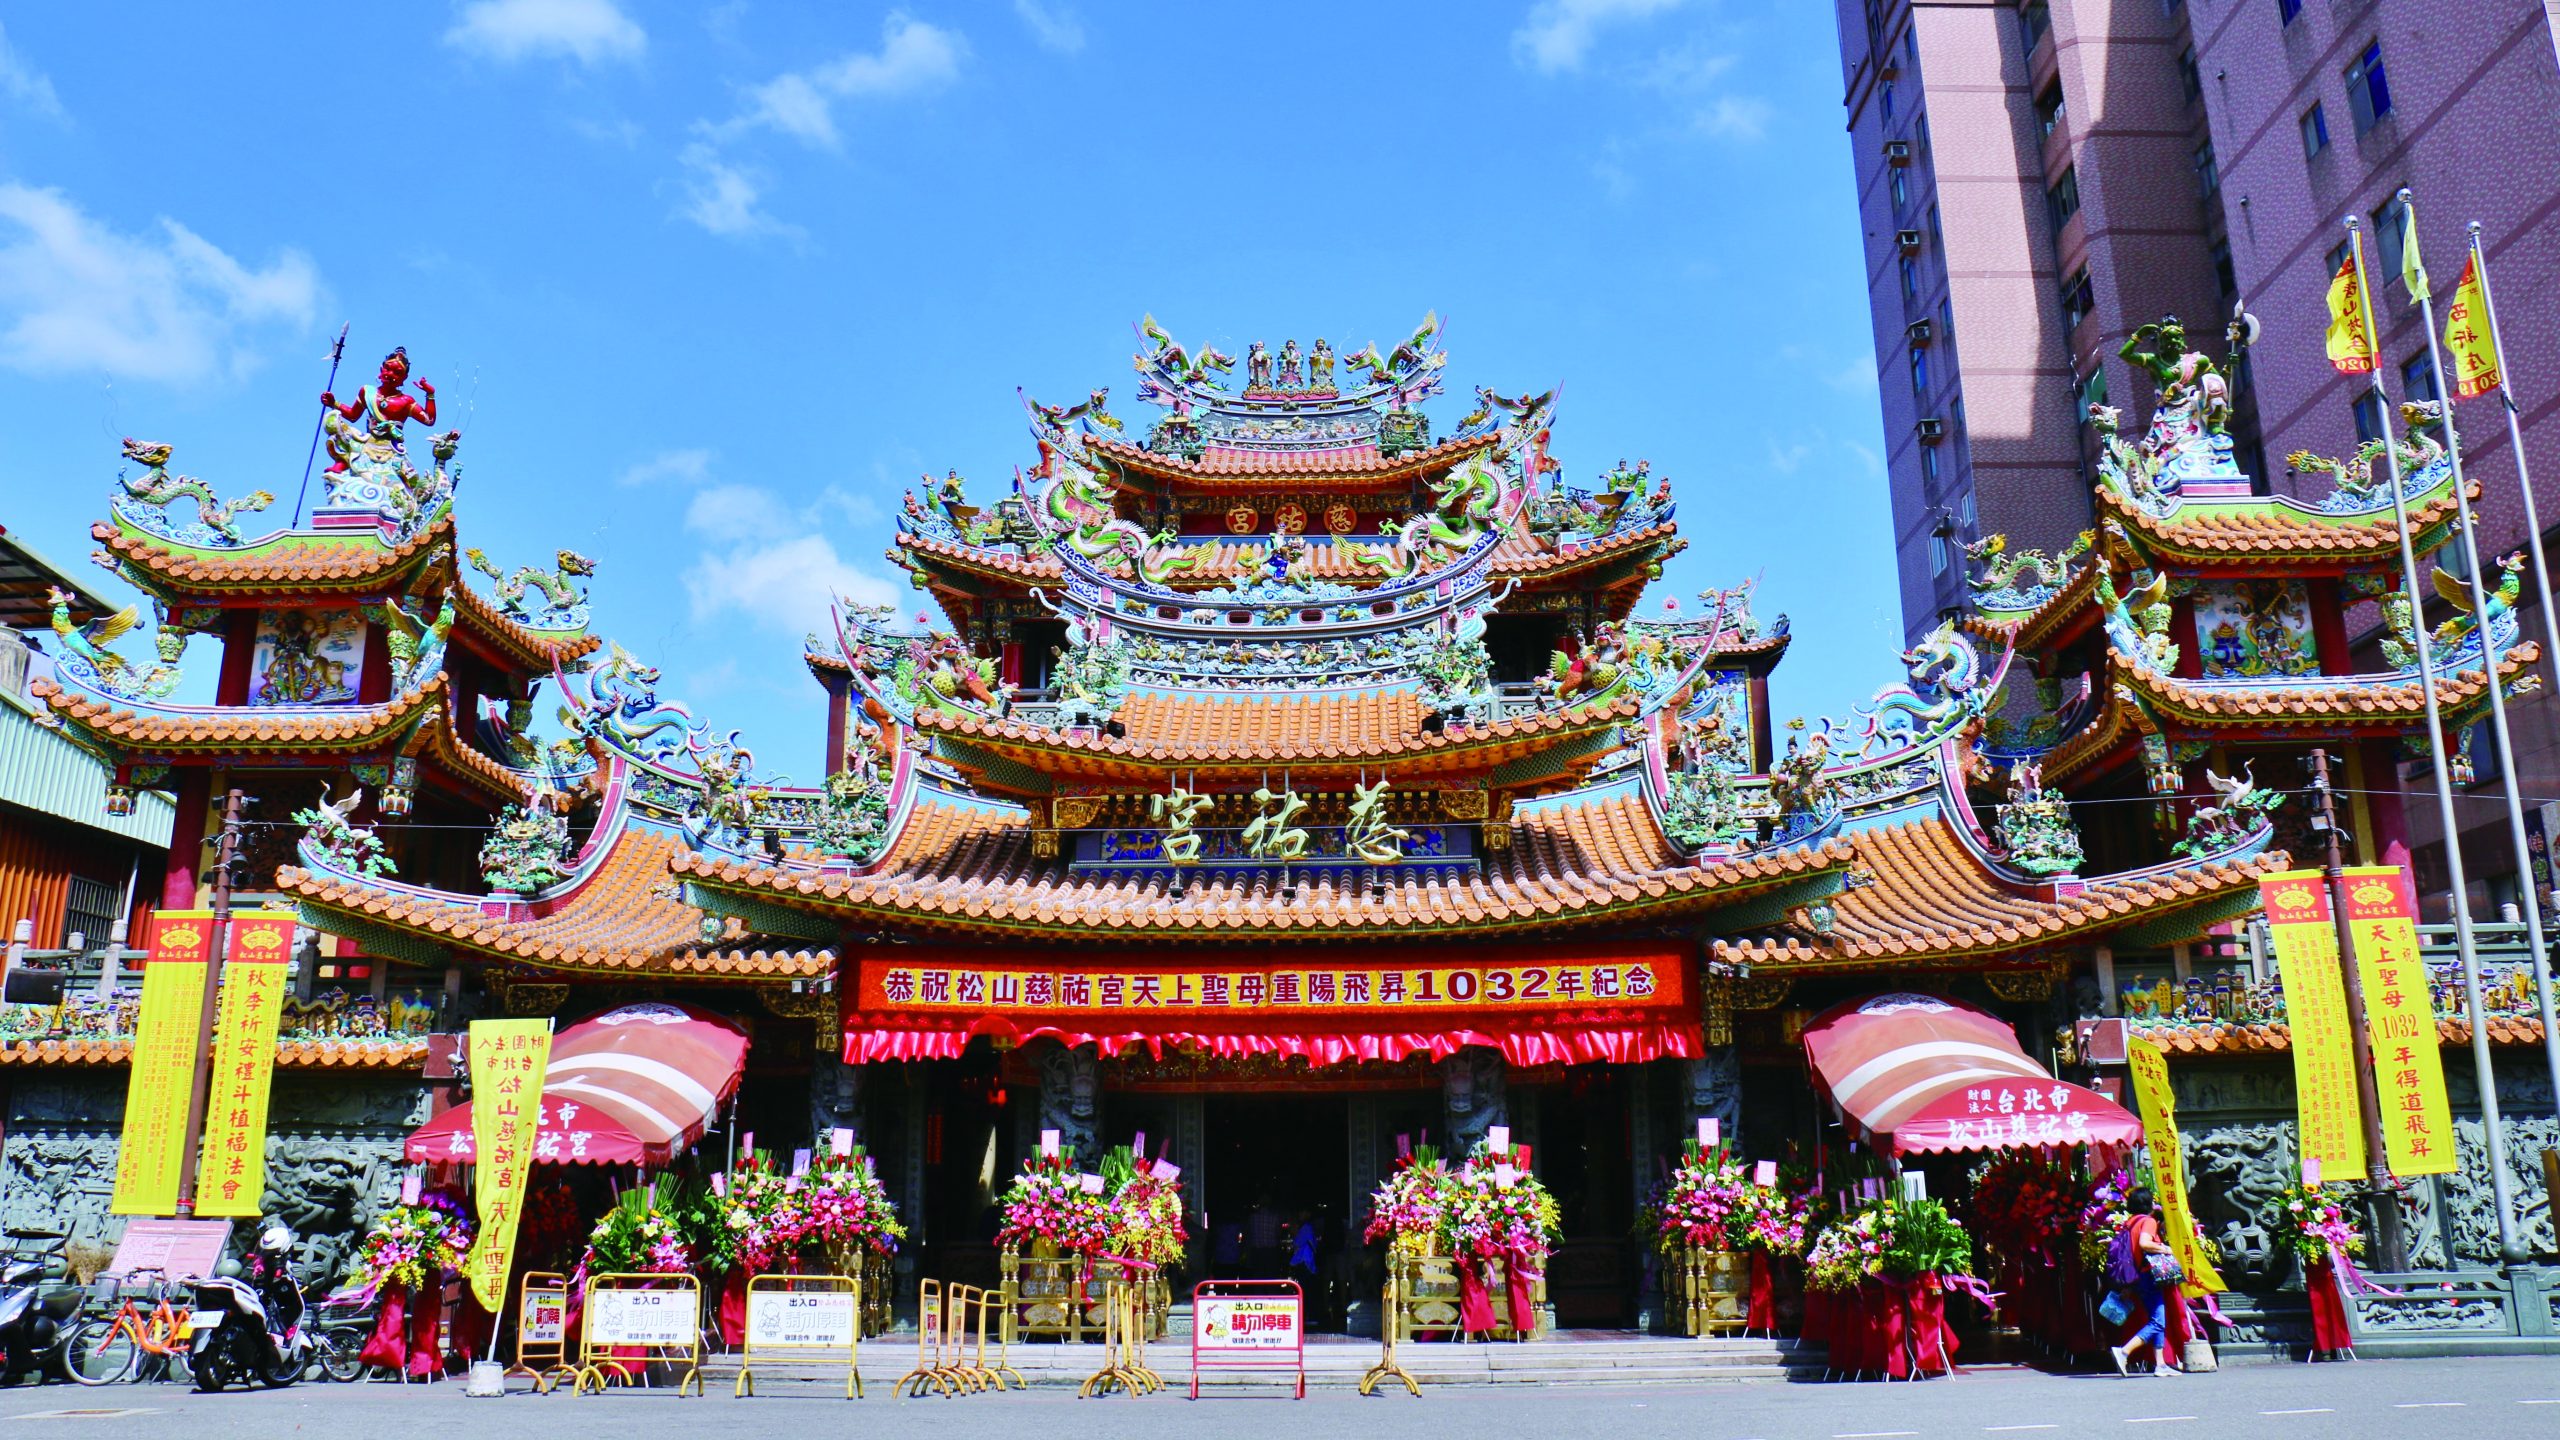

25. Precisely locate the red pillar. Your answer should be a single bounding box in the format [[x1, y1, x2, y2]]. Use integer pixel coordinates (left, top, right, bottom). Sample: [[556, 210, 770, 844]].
[[215, 609, 258, 705], [161, 768, 211, 908], [2362, 738, 2412, 873], [2170, 595, 2203, 680], [822, 672, 850, 777], [1000, 641, 1024, 689], [356, 618, 393, 704], [2309, 579, 2354, 676]]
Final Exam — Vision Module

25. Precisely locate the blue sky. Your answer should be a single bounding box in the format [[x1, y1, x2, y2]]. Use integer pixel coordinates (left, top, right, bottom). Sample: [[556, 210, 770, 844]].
[[0, 0, 1897, 780]]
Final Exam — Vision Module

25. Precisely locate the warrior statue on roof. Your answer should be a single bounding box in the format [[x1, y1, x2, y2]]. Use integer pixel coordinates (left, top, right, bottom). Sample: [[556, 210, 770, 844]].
[[1246, 339, 1274, 390], [2119, 316, 2242, 487], [321, 348, 436, 472], [1278, 339, 1304, 389]]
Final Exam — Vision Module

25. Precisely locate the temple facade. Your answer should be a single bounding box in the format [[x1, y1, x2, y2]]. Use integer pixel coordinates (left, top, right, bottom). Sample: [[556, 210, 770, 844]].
[[6, 315, 2551, 1330]]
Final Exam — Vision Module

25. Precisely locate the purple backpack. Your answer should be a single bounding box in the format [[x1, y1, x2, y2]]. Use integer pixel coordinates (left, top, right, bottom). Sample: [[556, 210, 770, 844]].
[[2102, 1226, 2144, 1287]]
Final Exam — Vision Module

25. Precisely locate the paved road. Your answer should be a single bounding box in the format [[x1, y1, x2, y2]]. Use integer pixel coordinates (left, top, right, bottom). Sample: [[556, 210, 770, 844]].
[[0, 1356, 2551, 1440]]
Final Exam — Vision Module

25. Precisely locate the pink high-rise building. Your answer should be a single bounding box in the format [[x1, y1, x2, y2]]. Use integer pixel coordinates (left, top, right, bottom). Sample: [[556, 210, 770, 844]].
[[1840, 0, 2560, 912]]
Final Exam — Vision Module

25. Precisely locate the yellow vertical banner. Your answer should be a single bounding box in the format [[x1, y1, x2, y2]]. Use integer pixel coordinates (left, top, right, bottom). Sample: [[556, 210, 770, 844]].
[[2341, 867, 2457, 1177], [463, 1019, 554, 1311], [2258, 870, 2368, 1176], [2123, 1037, 2228, 1293], [110, 912, 216, 1216], [193, 912, 294, 1216]]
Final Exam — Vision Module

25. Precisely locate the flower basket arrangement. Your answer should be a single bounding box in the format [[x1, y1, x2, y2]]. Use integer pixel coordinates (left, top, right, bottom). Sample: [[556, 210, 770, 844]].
[[1362, 1145, 1452, 1254], [581, 1179, 704, 1279], [803, 1147, 906, 1269], [346, 1194, 474, 1295], [1804, 1194, 1976, 1379], [2264, 1181, 2362, 1355], [996, 1151, 1114, 1257], [1100, 1146, 1188, 1267]]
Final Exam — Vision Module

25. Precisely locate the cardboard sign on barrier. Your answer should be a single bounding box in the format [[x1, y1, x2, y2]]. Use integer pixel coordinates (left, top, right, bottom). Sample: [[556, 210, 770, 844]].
[[748, 1289, 857, 1348], [587, 1286, 695, 1346], [1196, 1294, 1301, 1351], [522, 1285, 568, 1346]]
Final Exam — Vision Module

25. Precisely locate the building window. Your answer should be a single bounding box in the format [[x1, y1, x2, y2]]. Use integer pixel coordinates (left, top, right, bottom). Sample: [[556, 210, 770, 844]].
[[1905, 25, 1919, 67], [2326, 237, 2356, 278], [1891, 167, 1909, 210], [2211, 239, 2236, 300], [1900, 255, 1920, 303], [1951, 395, 1966, 437], [1910, 344, 1930, 397], [2080, 365, 2109, 411], [1921, 444, 1941, 489], [2060, 268, 2096, 331], [2192, 140, 2220, 198], [1915, 113, 1930, 154], [2373, 191, 2410, 286], [2403, 351, 2439, 403], [2353, 391, 2387, 444], [2279, 0, 2302, 22], [2347, 42, 2392, 133], [2047, 165, 2081, 230], [2020, 3, 2050, 49], [62, 876, 117, 951], [2300, 102, 2330, 159], [1940, 297, 1956, 345], [2178, 46, 2201, 102], [2036, 83, 2066, 140], [1927, 203, 1943, 247], [1930, 532, 1952, 577]]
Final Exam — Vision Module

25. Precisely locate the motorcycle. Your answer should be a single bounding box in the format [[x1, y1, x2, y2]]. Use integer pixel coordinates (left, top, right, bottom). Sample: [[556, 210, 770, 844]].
[[0, 1230, 80, 1383], [189, 1226, 314, 1392]]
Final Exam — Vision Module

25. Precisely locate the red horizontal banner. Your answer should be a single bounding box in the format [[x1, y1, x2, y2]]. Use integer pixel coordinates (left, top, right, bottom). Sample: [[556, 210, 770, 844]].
[[844, 943, 1698, 1068]]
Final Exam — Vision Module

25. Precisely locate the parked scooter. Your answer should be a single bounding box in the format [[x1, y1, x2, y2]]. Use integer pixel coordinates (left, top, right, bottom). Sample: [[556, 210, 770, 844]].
[[189, 1225, 314, 1392], [0, 1230, 79, 1383]]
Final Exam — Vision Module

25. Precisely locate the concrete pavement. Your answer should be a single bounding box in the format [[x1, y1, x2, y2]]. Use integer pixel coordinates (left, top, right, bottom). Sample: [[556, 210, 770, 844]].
[[0, 1355, 2551, 1440]]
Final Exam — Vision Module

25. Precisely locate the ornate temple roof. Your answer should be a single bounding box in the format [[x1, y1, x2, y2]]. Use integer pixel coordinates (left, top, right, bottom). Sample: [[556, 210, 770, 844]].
[[0, 1037, 432, 1070], [448, 580, 604, 669], [1711, 816, 2281, 970], [919, 688, 1638, 790], [2097, 472, 2470, 573], [93, 512, 452, 599], [31, 670, 452, 754], [1085, 431, 1496, 487], [282, 824, 832, 978], [673, 787, 1852, 941], [2130, 1014, 2547, 1056]]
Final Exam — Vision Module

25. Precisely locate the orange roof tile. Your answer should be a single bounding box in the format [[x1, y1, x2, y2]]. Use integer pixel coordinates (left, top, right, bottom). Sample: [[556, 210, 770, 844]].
[[918, 689, 1639, 782], [895, 518, 1681, 592], [1712, 818, 2284, 966], [30, 672, 448, 753], [673, 789, 1852, 939], [1087, 432, 1496, 486], [281, 825, 833, 977], [93, 514, 452, 597], [448, 582, 603, 670], [2137, 1014, 2546, 1055], [0, 1037, 429, 1068], [2099, 478, 2472, 566]]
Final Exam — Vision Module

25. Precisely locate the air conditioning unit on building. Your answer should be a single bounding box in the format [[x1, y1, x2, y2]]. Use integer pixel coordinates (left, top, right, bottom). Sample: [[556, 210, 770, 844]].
[[1905, 319, 1934, 344], [1916, 417, 1946, 442], [1897, 229, 1925, 255], [1884, 139, 1912, 166]]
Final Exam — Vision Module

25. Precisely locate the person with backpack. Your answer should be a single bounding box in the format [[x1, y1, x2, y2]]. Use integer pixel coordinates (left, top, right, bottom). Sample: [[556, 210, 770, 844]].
[[2105, 1186, 2182, 1376]]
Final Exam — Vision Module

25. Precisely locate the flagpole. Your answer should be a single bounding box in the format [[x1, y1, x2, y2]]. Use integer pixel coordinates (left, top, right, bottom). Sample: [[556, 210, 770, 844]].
[[2347, 215, 2519, 1264], [2456, 216, 2560, 1135]]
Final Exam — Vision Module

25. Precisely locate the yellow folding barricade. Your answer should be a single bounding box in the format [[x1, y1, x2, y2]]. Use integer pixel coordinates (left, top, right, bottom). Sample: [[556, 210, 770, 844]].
[[734, 1273, 863, 1399], [512, 1271, 578, 1393], [572, 1273, 704, 1397]]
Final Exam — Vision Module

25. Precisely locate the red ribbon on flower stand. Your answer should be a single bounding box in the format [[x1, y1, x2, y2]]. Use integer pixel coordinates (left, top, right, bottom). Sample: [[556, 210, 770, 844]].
[[719, 1269, 749, 1349], [1505, 1253, 1541, 1336], [1745, 1251, 1778, 1334], [2304, 1255, 2353, 1357], [1457, 1257, 1498, 1335], [358, 1284, 410, 1373]]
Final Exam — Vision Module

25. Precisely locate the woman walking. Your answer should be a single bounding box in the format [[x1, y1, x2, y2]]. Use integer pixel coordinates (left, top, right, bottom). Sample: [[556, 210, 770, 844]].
[[2108, 1186, 2181, 1376]]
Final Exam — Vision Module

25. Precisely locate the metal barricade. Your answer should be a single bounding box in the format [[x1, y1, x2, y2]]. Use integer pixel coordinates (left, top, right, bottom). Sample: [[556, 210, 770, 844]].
[[734, 1273, 863, 1399], [1191, 1279, 1305, 1399], [572, 1273, 703, 1397], [1076, 1258, 1161, 1398], [1360, 1259, 1422, 1396], [898, 1278, 963, 1397], [512, 1271, 576, 1393]]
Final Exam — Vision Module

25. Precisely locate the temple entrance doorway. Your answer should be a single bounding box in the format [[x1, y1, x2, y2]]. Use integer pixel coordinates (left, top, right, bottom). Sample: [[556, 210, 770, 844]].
[[1200, 1094, 1350, 1325]]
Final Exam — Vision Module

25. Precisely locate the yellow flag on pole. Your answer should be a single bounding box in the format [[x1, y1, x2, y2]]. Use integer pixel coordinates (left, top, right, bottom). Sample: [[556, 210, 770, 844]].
[[2398, 202, 2430, 304], [2324, 256, 2376, 374], [2443, 256, 2503, 400]]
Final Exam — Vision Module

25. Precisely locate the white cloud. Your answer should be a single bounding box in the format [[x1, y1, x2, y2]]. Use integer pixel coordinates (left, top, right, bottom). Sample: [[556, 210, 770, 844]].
[[1766, 437, 1814, 475], [1013, 0, 1086, 55], [1696, 94, 1771, 141], [1824, 355, 1879, 395], [0, 22, 64, 122], [1513, 0, 1684, 74], [617, 447, 714, 486], [718, 12, 966, 149], [675, 143, 796, 239], [0, 184, 321, 385], [682, 482, 901, 637], [445, 0, 645, 66]]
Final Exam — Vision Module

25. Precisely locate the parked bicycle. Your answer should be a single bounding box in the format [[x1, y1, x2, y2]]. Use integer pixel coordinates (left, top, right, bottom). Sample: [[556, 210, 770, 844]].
[[64, 1271, 192, 1386]]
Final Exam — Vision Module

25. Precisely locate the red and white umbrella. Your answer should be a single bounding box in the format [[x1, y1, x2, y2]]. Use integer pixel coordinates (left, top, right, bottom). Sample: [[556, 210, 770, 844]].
[[1802, 992, 2142, 1155], [407, 1002, 750, 1167]]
